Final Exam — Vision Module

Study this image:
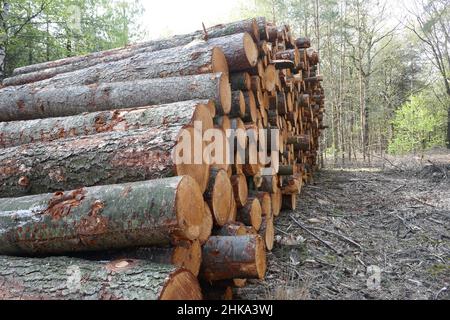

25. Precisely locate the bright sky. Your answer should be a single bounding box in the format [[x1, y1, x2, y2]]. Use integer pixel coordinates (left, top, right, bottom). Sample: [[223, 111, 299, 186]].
[[140, 0, 242, 40]]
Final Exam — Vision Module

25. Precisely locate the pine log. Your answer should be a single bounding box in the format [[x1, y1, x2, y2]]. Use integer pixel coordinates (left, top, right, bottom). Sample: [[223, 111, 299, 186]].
[[5, 45, 228, 90], [230, 174, 248, 208], [255, 17, 269, 41], [199, 202, 214, 245], [0, 126, 211, 198], [230, 72, 252, 91], [10, 18, 259, 80], [0, 256, 202, 300], [236, 198, 262, 231], [229, 91, 246, 118], [282, 194, 297, 211], [259, 212, 275, 251], [207, 33, 258, 72], [295, 37, 311, 49], [0, 100, 214, 148], [249, 192, 272, 217], [242, 91, 258, 123], [0, 73, 229, 122], [215, 222, 247, 236], [259, 175, 279, 194], [200, 235, 267, 281], [204, 168, 233, 227], [271, 188, 282, 217], [0, 177, 204, 255], [264, 65, 277, 92]]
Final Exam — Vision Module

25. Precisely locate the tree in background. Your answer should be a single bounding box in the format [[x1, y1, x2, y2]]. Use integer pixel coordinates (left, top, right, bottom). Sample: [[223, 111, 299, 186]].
[[234, 0, 447, 161], [0, 0, 144, 79]]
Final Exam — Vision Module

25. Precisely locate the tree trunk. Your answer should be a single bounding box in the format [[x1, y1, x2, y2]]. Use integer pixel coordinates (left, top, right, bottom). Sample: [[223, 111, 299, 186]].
[[200, 235, 266, 281], [4, 45, 228, 90], [0, 126, 211, 197], [11, 18, 259, 78], [0, 73, 229, 122], [236, 198, 262, 231], [204, 168, 233, 227], [0, 100, 213, 148], [0, 256, 202, 300], [0, 177, 204, 255]]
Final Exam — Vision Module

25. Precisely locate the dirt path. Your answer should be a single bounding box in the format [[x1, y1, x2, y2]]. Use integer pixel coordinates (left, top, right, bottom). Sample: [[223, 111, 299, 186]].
[[238, 158, 450, 300]]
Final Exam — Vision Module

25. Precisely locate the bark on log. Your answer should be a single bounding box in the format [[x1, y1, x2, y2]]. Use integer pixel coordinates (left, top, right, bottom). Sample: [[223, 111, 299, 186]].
[[236, 198, 262, 231], [0, 125, 211, 198], [4, 45, 228, 91], [0, 100, 214, 148], [204, 168, 233, 227], [200, 235, 266, 281], [0, 177, 204, 255], [295, 37, 311, 49], [11, 17, 260, 77], [0, 73, 229, 122], [259, 175, 279, 194], [0, 256, 202, 300]]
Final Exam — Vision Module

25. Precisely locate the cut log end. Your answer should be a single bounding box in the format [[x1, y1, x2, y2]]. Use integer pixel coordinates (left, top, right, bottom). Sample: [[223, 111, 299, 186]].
[[264, 65, 277, 92], [159, 269, 203, 300], [207, 169, 233, 227], [172, 240, 202, 277], [175, 176, 205, 240], [231, 174, 248, 208], [219, 73, 232, 115], [255, 234, 268, 279], [243, 33, 259, 68], [174, 127, 211, 193], [212, 47, 229, 76], [199, 202, 214, 244]]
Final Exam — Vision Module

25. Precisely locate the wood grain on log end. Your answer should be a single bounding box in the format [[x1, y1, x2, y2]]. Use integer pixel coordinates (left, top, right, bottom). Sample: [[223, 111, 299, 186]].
[[205, 168, 233, 227]]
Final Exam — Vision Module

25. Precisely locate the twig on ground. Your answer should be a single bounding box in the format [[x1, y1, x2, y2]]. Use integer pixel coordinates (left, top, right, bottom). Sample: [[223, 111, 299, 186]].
[[410, 197, 436, 208], [290, 215, 342, 256], [306, 226, 363, 249]]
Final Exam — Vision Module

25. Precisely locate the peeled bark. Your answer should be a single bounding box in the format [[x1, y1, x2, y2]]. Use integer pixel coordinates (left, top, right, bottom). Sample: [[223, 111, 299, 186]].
[[0, 256, 202, 300], [204, 168, 233, 227], [5, 45, 228, 91], [0, 100, 214, 148], [0, 177, 204, 255], [200, 235, 266, 281], [0, 73, 229, 122], [236, 198, 262, 231], [0, 125, 211, 198]]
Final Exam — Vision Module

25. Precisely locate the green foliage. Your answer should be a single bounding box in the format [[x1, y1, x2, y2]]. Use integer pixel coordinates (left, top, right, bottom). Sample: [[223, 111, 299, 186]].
[[0, 0, 145, 76], [388, 92, 447, 155]]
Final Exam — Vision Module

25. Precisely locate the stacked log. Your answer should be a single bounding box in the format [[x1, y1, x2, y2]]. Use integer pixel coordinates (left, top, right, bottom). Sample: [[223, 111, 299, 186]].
[[0, 17, 325, 300]]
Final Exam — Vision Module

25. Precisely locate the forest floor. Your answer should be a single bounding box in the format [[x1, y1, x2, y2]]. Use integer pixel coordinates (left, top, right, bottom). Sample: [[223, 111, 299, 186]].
[[237, 150, 450, 300]]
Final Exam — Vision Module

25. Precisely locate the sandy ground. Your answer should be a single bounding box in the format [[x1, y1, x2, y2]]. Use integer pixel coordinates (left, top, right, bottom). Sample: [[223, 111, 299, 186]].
[[237, 152, 450, 300]]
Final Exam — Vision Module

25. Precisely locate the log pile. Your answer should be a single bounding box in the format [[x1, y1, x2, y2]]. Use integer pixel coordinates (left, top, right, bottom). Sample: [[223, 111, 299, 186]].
[[0, 17, 325, 300]]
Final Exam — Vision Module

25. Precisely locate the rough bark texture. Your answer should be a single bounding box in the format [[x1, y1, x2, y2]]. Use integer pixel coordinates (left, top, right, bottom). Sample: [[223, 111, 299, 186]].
[[0, 177, 204, 255], [11, 18, 258, 78], [5, 45, 227, 90], [0, 73, 227, 122], [0, 100, 213, 148], [200, 235, 266, 281], [0, 256, 202, 300], [0, 125, 209, 197]]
